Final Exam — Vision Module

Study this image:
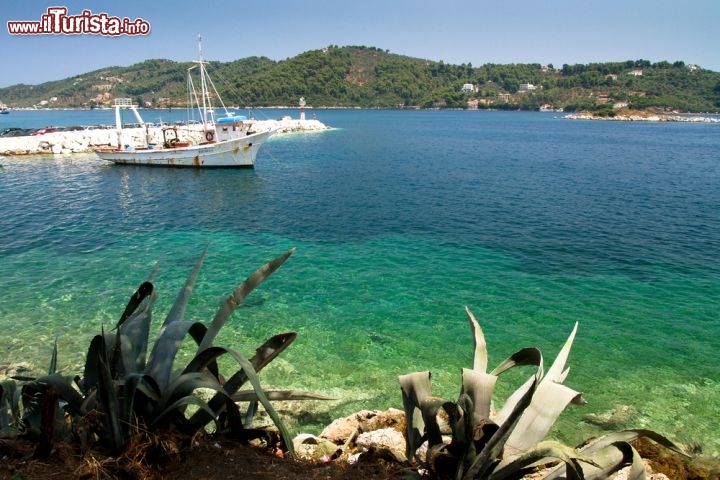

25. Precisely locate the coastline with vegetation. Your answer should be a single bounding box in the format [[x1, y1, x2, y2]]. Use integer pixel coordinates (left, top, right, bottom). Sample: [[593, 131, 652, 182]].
[[1, 47, 718, 113]]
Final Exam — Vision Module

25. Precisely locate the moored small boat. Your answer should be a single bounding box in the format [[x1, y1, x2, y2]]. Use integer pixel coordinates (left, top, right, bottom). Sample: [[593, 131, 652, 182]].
[[95, 36, 275, 168]]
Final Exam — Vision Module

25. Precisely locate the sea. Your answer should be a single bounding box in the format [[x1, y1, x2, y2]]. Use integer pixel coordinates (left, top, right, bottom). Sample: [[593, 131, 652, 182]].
[[1, 108, 718, 456]]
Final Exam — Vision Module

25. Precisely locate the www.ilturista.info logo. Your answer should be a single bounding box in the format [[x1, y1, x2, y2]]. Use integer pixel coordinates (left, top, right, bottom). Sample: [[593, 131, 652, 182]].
[[7, 7, 150, 36]]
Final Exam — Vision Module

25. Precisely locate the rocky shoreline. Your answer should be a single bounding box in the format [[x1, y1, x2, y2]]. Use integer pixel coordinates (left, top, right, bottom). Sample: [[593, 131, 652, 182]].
[[0, 118, 330, 156], [564, 112, 720, 123]]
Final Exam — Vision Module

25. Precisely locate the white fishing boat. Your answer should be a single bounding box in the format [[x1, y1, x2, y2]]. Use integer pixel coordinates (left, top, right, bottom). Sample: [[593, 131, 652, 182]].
[[0, 102, 9, 114], [95, 36, 275, 168]]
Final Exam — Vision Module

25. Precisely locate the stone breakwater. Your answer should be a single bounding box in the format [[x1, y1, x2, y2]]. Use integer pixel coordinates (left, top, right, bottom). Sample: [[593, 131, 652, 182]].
[[0, 118, 330, 156], [564, 113, 720, 123]]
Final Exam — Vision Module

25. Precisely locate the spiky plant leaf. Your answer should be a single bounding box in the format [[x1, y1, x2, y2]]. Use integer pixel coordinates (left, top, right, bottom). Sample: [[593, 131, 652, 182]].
[[577, 429, 689, 459], [96, 356, 124, 452], [1, 380, 19, 430], [163, 244, 209, 327], [168, 343, 295, 453], [153, 371, 227, 419], [491, 348, 543, 427], [22, 374, 84, 417], [197, 248, 295, 352], [544, 322, 578, 384], [232, 390, 335, 402], [115, 281, 154, 330], [420, 396, 451, 450], [489, 440, 589, 480], [543, 441, 642, 480], [502, 381, 585, 459], [48, 338, 58, 375], [466, 307, 488, 373], [461, 368, 497, 423], [145, 321, 208, 391], [399, 371, 433, 462], [215, 346, 296, 455], [118, 286, 157, 375], [491, 347, 544, 377], [120, 372, 162, 427], [462, 372, 540, 480], [148, 393, 222, 433], [188, 332, 298, 427]]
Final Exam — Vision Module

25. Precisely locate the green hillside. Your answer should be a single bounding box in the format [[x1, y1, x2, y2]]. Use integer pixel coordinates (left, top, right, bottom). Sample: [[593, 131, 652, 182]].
[[2, 46, 719, 112]]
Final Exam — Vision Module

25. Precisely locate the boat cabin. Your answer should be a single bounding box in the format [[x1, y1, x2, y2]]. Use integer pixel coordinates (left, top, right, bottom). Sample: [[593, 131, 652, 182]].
[[214, 115, 254, 142]]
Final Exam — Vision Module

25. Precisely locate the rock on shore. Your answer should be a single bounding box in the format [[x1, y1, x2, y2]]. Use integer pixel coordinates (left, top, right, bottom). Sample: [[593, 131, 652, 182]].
[[0, 118, 330, 156]]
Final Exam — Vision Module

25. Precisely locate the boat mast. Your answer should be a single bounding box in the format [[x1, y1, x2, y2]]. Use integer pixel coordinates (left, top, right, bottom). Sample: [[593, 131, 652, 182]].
[[197, 34, 214, 125]]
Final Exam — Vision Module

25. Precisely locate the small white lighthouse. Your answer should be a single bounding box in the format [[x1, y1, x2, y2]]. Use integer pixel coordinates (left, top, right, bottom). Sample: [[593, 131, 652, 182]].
[[299, 97, 306, 121]]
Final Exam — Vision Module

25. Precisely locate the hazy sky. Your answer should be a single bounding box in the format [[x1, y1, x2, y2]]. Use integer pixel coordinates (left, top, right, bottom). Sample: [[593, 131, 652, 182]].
[[2, 0, 719, 88]]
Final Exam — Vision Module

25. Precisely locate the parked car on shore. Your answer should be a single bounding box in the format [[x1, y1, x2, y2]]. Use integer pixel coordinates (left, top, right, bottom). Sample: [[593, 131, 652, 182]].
[[0, 127, 34, 137], [29, 127, 57, 135]]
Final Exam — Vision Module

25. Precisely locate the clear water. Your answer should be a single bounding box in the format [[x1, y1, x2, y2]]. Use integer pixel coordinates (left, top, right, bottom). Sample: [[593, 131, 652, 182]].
[[1, 109, 718, 454]]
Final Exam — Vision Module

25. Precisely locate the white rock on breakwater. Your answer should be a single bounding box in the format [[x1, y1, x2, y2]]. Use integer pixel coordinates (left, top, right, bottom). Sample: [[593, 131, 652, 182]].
[[0, 117, 331, 156]]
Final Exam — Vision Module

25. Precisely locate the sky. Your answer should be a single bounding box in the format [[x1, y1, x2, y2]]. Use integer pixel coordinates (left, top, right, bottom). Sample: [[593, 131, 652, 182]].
[[1, 0, 719, 88]]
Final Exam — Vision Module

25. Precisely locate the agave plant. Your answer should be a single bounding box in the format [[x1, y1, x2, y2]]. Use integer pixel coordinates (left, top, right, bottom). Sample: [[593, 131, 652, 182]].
[[399, 307, 688, 480], [9, 247, 329, 456]]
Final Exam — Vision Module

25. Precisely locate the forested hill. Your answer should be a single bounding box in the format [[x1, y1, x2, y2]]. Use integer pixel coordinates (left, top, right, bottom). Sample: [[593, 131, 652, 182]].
[[2, 46, 719, 112]]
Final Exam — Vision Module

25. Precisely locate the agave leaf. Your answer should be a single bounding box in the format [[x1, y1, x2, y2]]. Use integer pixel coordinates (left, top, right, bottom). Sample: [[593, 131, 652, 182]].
[[121, 373, 161, 426], [454, 393, 477, 475], [163, 244, 209, 327], [197, 248, 295, 352], [461, 368, 497, 423], [1, 380, 19, 429], [462, 372, 540, 480], [80, 333, 115, 395], [503, 381, 585, 457], [550, 441, 641, 480], [154, 371, 226, 416], [118, 287, 157, 375], [115, 281, 154, 330], [490, 440, 588, 480], [48, 338, 58, 375], [491, 347, 543, 377], [23, 374, 85, 417], [540, 440, 644, 480], [217, 346, 296, 455], [399, 371, 433, 462], [491, 347, 543, 427], [577, 428, 689, 458], [174, 344, 295, 453], [466, 307, 488, 373], [146, 261, 160, 284], [149, 393, 221, 433], [145, 321, 208, 391], [420, 395, 451, 450], [544, 322, 578, 384], [232, 390, 335, 402], [188, 332, 297, 427], [96, 356, 124, 452]]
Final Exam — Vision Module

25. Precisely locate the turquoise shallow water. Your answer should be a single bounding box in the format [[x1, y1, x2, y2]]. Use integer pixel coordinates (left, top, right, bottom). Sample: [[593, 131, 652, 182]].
[[1, 109, 719, 454]]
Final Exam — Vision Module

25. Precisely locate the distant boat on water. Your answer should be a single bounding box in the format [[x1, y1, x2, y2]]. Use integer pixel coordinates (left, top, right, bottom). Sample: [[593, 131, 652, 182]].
[[95, 36, 275, 168], [0, 102, 9, 114]]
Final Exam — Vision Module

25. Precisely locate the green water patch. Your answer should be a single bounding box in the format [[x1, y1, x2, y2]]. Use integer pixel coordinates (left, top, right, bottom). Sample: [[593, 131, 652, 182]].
[[1, 229, 718, 454]]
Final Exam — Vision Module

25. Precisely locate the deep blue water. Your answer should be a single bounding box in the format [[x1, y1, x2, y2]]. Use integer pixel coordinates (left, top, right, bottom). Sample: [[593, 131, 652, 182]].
[[1, 109, 719, 454]]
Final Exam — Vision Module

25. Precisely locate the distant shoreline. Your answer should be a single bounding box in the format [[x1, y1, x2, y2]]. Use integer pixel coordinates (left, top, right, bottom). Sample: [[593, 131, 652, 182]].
[[564, 111, 720, 123]]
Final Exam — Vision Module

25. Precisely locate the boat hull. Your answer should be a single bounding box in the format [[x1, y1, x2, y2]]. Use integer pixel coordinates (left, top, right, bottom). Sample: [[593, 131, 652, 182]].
[[96, 129, 274, 168]]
